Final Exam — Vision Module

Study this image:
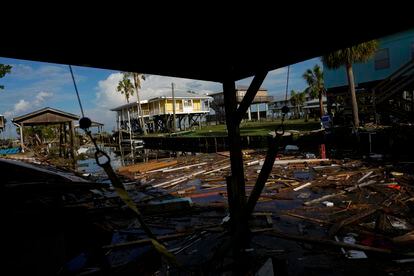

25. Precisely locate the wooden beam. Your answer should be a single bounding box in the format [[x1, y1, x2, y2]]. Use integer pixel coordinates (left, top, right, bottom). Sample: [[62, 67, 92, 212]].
[[19, 123, 24, 153], [59, 123, 63, 157], [69, 121, 76, 167], [235, 71, 267, 123], [264, 230, 396, 255], [245, 136, 279, 216], [223, 79, 247, 235]]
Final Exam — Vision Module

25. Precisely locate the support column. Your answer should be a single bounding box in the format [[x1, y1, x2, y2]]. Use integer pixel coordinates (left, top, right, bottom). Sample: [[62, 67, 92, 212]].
[[248, 106, 252, 121], [257, 104, 260, 121], [20, 123, 24, 153], [118, 113, 122, 148], [69, 121, 76, 166], [64, 122, 68, 157], [59, 123, 63, 157], [127, 108, 134, 158], [223, 79, 247, 236]]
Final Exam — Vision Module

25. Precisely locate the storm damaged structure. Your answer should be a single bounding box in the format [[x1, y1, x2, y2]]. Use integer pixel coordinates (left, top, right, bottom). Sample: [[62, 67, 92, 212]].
[[1, 13, 414, 275]]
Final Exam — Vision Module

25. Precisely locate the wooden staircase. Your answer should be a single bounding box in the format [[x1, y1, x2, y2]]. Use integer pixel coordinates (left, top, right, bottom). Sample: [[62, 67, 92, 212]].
[[374, 59, 414, 121]]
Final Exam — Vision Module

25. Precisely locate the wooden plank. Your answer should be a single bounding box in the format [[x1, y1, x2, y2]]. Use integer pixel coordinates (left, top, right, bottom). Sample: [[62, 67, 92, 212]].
[[328, 208, 379, 237], [118, 160, 178, 174], [264, 230, 396, 254], [103, 232, 191, 250], [293, 182, 312, 191], [274, 159, 329, 165], [282, 212, 330, 225]]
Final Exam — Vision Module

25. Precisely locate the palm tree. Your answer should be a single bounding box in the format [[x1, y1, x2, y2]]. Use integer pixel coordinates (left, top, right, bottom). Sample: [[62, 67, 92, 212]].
[[116, 74, 135, 156], [124, 72, 147, 135], [290, 90, 305, 118], [303, 64, 325, 118], [322, 40, 378, 128], [117, 74, 134, 103], [117, 72, 147, 135]]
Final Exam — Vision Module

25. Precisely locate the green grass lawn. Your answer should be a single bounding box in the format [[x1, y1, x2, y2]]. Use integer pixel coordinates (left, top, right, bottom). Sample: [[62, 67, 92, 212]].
[[182, 119, 321, 137]]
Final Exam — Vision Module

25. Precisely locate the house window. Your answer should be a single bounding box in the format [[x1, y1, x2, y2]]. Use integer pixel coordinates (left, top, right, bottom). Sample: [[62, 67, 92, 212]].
[[184, 99, 192, 107], [375, 48, 390, 70]]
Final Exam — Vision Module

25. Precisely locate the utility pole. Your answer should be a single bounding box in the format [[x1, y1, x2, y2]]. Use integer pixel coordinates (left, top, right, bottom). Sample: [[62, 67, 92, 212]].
[[172, 82, 176, 132]]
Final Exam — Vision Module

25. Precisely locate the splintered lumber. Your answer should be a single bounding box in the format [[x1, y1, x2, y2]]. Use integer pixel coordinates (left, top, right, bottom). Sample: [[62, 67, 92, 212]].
[[188, 191, 223, 198], [118, 160, 178, 174], [203, 165, 231, 175], [246, 159, 264, 166], [264, 230, 395, 254], [393, 231, 414, 244], [293, 182, 312, 191], [204, 177, 226, 182], [304, 191, 346, 206], [328, 208, 379, 237], [162, 162, 207, 172], [103, 232, 192, 250], [358, 171, 373, 183], [282, 212, 330, 225], [304, 180, 377, 206], [273, 158, 329, 165], [345, 180, 376, 192], [138, 198, 192, 214], [152, 170, 206, 188]]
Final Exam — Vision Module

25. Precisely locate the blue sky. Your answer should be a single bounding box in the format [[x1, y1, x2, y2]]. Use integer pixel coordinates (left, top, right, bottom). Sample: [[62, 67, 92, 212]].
[[0, 56, 321, 138]]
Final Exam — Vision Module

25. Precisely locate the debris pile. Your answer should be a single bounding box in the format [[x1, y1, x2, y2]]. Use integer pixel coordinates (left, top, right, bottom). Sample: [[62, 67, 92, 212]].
[[3, 149, 414, 275]]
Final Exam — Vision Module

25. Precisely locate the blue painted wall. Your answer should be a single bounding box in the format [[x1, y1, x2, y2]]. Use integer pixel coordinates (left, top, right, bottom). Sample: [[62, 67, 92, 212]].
[[324, 29, 414, 89]]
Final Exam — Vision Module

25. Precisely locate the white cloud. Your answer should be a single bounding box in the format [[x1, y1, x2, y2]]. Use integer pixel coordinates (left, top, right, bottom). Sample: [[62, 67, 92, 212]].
[[34, 91, 54, 105], [95, 73, 127, 108], [14, 99, 30, 113], [138, 74, 221, 99], [4, 91, 54, 118], [92, 73, 221, 131]]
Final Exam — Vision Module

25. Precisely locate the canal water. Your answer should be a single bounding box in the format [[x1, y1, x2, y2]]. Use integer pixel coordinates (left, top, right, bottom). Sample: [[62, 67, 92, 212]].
[[76, 147, 123, 178], [76, 146, 195, 177]]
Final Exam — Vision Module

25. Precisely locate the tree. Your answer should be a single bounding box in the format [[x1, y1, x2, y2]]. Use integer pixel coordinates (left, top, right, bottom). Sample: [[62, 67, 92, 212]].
[[303, 64, 325, 118], [290, 90, 305, 118], [117, 74, 134, 103], [117, 72, 147, 135], [0, 64, 12, 90], [322, 40, 378, 128], [130, 72, 147, 135]]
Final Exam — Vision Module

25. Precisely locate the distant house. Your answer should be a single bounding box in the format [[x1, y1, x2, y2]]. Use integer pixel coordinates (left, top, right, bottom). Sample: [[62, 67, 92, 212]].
[[12, 107, 79, 156], [111, 91, 212, 133], [268, 93, 327, 119], [210, 86, 273, 122], [0, 114, 5, 132], [324, 29, 414, 123]]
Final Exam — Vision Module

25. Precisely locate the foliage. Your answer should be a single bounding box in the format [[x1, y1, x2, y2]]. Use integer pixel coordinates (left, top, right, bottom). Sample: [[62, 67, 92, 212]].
[[322, 40, 378, 128], [117, 72, 147, 135], [0, 64, 12, 90], [322, 40, 379, 69], [303, 64, 325, 99], [117, 74, 134, 103], [22, 125, 57, 142]]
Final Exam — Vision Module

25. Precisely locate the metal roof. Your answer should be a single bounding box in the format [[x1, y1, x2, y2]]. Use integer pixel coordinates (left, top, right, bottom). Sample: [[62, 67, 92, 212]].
[[12, 107, 79, 124]]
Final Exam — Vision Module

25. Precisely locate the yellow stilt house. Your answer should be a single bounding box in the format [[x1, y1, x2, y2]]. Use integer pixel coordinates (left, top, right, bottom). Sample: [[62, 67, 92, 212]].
[[111, 91, 212, 133]]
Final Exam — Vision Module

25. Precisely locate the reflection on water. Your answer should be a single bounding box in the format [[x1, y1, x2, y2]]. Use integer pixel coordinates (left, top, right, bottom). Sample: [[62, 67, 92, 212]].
[[76, 145, 201, 182], [77, 147, 125, 176]]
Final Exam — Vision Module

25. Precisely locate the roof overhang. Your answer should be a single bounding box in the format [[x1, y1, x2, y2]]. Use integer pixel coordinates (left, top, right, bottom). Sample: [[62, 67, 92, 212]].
[[1, 17, 412, 83]]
